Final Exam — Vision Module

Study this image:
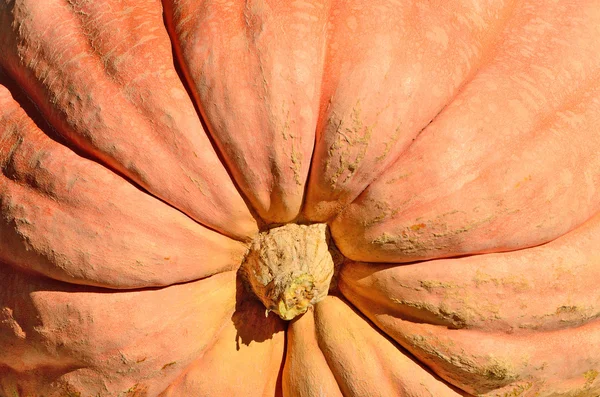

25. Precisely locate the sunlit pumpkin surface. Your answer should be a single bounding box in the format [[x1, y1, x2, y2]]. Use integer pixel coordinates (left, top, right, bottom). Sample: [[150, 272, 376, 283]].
[[1, 0, 600, 396]]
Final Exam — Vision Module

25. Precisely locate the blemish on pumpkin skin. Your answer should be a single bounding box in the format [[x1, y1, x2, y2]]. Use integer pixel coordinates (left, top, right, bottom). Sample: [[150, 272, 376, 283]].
[[290, 143, 302, 186], [556, 305, 579, 314], [542, 306, 600, 329], [371, 231, 431, 256], [123, 383, 149, 397], [473, 270, 531, 293], [410, 223, 426, 231], [186, 174, 208, 196], [371, 232, 397, 245], [514, 175, 532, 189], [119, 352, 131, 365], [280, 102, 302, 186], [419, 280, 459, 292], [390, 298, 471, 329], [370, 211, 496, 257], [325, 100, 374, 188], [1, 307, 26, 339], [8, 385, 21, 397], [361, 198, 406, 228], [385, 172, 412, 184], [161, 361, 177, 370], [393, 282, 424, 292], [491, 381, 533, 397], [66, 175, 81, 192], [430, 215, 495, 238], [584, 369, 599, 386], [375, 124, 402, 162], [407, 334, 520, 391], [2, 135, 25, 175]]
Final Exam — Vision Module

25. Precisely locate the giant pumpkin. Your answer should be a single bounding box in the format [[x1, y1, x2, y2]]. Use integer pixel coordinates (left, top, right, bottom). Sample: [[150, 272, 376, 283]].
[[1, 0, 600, 396]]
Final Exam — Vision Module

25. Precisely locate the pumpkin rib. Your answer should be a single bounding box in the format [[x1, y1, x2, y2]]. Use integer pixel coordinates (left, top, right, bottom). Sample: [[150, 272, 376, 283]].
[[340, 208, 600, 333], [383, 317, 600, 397], [282, 308, 343, 397], [85, 275, 239, 394], [296, 11, 332, 224], [312, 103, 448, 227], [303, 0, 518, 223], [156, 308, 237, 396], [312, 295, 466, 397], [158, 0, 269, 233], [158, 289, 286, 397], [343, 269, 600, 397], [331, 0, 600, 263], [0, 267, 239, 396], [0, 0, 258, 240], [0, 78, 248, 290], [162, 0, 329, 224], [339, 210, 600, 395]]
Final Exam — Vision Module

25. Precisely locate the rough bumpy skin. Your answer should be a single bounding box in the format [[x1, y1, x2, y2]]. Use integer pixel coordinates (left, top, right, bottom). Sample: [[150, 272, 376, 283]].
[[1, 0, 600, 396], [331, 1, 600, 262], [0, 0, 257, 240], [340, 211, 600, 396], [163, 0, 325, 223], [0, 77, 247, 289]]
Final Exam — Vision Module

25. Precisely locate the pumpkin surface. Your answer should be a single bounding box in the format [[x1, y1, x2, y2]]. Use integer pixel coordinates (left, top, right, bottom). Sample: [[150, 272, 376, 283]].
[[1, 0, 600, 396]]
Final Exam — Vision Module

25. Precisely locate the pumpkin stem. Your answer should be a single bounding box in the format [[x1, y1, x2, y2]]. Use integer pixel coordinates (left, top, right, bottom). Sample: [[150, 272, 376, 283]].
[[241, 223, 336, 321]]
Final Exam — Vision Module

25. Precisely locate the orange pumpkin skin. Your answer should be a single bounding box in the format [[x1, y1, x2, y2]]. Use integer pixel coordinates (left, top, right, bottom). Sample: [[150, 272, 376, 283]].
[[1, 0, 600, 396]]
